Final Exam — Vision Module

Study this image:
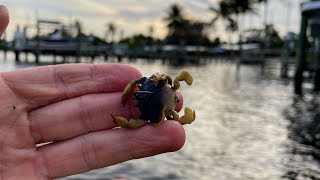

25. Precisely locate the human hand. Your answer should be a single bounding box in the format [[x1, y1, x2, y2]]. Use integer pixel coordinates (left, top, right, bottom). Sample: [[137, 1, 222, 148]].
[[0, 5, 185, 180]]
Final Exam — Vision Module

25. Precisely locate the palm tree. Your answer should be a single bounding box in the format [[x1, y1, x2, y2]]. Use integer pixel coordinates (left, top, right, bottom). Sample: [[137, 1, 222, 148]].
[[209, 1, 237, 32], [74, 20, 83, 37], [148, 25, 154, 38], [119, 29, 124, 41], [106, 22, 116, 43], [164, 3, 189, 43], [209, 0, 267, 32], [244, 24, 282, 47]]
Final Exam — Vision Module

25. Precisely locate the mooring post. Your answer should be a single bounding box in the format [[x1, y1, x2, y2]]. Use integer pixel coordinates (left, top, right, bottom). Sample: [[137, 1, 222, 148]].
[[76, 37, 80, 63], [3, 49, 6, 60], [24, 52, 28, 62], [35, 20, 40, 64], [53, 55, 57, 63], [294, 14, 308, 95], [281, 35, 290, 78], [314, 38, 320, 92], [14, 51, 20, 62]]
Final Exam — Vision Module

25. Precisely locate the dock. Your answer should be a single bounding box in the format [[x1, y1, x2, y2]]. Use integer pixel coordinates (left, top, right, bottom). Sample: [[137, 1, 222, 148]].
[[8, 19, 114, 63]]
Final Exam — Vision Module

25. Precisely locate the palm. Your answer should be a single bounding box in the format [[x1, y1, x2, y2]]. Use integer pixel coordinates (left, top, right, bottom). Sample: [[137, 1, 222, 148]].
[[107, 22, 116, 43], [164, 4, 188, 36], [0, 104, 39, 179], [0, 64, 185, 180], [209, 0, 267, 32], [0, 64, 140, 179], [0, 64, 137, 179]]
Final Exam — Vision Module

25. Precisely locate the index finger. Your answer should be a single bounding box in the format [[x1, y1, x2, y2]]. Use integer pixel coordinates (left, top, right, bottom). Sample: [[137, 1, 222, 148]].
[[1, 64, 142, 109]]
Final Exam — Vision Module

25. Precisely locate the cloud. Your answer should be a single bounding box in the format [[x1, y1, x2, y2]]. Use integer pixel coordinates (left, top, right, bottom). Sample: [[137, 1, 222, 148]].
[[67, 0, 116, 17], [118, 9, 163, 21], [1, 0, 302, 41]]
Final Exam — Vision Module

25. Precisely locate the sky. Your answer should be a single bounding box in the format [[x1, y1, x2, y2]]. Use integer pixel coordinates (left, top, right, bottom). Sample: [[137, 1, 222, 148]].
[[1, 0, 304, 41]]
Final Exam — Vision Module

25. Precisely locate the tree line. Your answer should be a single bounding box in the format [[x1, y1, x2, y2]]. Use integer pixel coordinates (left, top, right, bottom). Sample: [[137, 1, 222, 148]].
[[67, 0, 284, 49], [116, 0, 285, 49]]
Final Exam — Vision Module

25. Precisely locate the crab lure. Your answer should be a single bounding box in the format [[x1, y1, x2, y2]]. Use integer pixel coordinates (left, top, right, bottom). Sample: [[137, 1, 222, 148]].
[[112, 71, 196, 128]]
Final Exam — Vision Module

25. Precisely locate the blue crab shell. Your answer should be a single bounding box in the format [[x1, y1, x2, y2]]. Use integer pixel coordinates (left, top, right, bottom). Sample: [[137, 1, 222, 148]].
[[134, 78, 164, 123]]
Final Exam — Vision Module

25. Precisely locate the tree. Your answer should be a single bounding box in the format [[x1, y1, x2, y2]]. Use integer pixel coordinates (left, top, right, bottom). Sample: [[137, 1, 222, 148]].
[[185, 22, 211, 46], [164, 3, 190, 44], [106, 22, 116, 43], [119, 34, 155, 49], [164, 3, 211, 46], [148, 25, 154, 38], [74, 20, 82, 35], [209, 0, 267, 32], [243, 24, 283, 48], [74, 20, 84, 39]]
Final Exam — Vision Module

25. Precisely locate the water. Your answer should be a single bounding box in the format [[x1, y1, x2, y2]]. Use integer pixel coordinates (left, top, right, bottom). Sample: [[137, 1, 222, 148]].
[[1, 52, 320, 180]]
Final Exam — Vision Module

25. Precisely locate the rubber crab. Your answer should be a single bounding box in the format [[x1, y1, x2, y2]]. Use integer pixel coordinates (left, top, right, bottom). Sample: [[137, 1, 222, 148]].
[[112, 71, 196, 128]]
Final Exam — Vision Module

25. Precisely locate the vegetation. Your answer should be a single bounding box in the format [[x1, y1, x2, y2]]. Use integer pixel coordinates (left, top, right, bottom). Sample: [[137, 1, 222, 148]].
[[209, 0, 267, 32], [0, 40, 4, 50], [163, 4, 210, 46], [117, 1, 278, 49], [119, 34, 160, 49], [163, 4, 189, 44], [74, 20, 82, 36], [244, 24, 283, 48], [106, 22, 117, 43]]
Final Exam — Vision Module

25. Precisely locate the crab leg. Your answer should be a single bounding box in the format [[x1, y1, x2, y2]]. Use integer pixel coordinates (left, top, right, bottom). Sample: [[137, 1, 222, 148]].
[[122, 77, 146, 105], [151, 73, 161, 86], [152, 107, 167, 127], [172, 71, 193, 91], [172, 110, 180, 121], [112, 115, 148, 129], [161, 74, 173, 86], [171, 107, 196, 125]]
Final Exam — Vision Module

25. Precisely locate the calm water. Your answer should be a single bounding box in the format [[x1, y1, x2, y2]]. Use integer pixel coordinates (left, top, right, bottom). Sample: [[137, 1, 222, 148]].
[[1, 52, 320, 180]]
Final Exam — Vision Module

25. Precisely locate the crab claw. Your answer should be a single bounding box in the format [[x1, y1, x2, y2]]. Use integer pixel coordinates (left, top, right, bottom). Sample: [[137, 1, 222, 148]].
[[172, 71, 193, 91], [178, 107, 196, 125], [112, 115, 148, 129], [176, 71, 193, 86]]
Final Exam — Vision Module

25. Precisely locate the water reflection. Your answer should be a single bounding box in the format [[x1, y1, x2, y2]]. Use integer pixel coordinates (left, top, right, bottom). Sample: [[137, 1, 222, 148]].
[[2, 53, 320, 179], [283, 96, 320, 180], [94, 58, 292, 180]]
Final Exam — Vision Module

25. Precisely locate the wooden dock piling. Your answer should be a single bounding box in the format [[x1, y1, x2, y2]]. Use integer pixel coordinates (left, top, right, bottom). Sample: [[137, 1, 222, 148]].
[[294, 14, 308, 95], [294, 1, 320, 95]]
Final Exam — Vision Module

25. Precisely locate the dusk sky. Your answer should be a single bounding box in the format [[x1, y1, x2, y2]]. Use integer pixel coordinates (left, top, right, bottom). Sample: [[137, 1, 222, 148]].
[[2, 0, 303, 41]]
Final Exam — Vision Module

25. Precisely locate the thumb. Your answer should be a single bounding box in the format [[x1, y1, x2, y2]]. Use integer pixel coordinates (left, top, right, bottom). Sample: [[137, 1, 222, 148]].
[[0, 5, 9, 37]]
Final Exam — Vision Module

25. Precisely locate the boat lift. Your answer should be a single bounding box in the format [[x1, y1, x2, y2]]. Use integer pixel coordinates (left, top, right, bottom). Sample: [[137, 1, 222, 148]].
[[12, 19, 109, 63]]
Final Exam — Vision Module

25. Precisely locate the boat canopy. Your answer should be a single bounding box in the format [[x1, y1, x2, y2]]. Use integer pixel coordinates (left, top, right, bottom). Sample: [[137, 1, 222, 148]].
[[301, 1, 320, 17]]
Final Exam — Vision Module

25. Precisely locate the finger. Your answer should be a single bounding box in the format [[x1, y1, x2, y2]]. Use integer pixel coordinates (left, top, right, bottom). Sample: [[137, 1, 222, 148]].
[[0, 5, 9, 36], [29, 90, 183, 144], [37, 121, 186, 179], [1, 64, 141, 109], [175, 90, 183, 112], [29, 92, 140, 143]]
